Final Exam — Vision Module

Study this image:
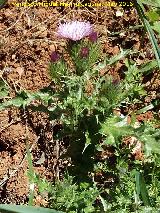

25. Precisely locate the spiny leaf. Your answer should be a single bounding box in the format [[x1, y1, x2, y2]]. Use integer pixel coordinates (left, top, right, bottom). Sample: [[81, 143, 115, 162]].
[[140, 60, 158, 74], [136, 104, 154, 114], [0, 79, 9, 98]]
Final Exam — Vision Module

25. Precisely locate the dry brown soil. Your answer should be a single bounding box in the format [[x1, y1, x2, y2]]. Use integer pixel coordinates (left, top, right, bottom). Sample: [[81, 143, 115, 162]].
[[0, 0, 159, 204]]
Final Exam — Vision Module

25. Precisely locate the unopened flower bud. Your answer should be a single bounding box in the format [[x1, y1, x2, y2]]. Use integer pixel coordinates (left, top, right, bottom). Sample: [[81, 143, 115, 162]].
[[80, 47, 89, 58], [112, 78, 120, 86], [88, 32, 98, 42], [50, 51, 60, 62]]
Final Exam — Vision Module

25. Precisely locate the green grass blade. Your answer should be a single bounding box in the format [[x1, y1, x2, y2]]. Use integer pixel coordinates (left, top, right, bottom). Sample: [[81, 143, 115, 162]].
[[135, 171, 141, 198], [135, 0, 160, 68], [140, 0, 160, 7], [0, 0, 7, 8], [135, 171, 151, 206], [0, 204, 64, 213], [140, 173, 151, 206]]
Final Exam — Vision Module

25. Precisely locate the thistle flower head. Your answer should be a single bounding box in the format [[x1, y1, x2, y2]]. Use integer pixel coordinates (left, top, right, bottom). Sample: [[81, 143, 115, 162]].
[[57, 21, 93, 41]]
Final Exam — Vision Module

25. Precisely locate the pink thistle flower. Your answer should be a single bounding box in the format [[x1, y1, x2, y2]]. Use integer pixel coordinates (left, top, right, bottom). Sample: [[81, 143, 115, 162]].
[[57, 21, 93, 41]]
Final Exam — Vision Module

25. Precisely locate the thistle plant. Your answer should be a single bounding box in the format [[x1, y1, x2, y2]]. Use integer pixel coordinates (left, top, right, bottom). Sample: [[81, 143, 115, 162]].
[[49, 21, 108, 124]]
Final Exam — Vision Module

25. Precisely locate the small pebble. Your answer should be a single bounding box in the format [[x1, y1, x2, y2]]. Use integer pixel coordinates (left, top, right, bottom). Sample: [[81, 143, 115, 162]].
[[116, 10, 123, 17]]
